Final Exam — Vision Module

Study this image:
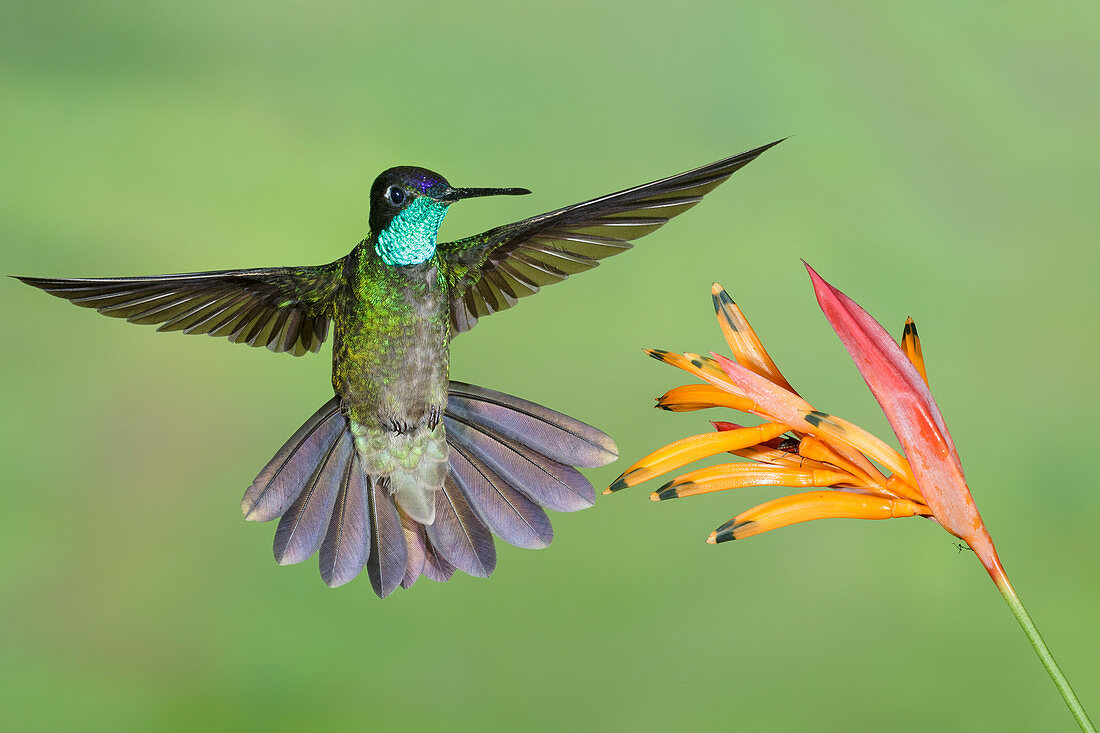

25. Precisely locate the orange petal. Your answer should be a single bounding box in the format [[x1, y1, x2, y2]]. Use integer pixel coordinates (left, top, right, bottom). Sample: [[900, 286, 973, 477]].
[[684, 353, 739, 383], [655, 384, 756, 413], [712, 420, 788, 449], [730, 445, 835, 471], [652, 463, 856, 500], [645, 349, 748, 397], [712, 283, 799, 394], [886, 473, 923, 503], [713, 426, 837, 471], [801, 410, 918, 490], [901, 318, 929, 387], [796, 436, 885, 490], [707, 490, 930, 543], [606, 422, 789, 491], [711, 352, 889, 487]]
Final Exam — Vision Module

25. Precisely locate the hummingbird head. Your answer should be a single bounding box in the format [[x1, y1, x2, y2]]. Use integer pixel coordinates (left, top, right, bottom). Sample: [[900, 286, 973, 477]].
[[369, 166, 530, 266]]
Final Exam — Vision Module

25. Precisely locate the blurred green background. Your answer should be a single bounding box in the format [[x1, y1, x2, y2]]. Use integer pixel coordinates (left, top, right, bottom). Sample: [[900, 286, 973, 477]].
[[2, 1, 1097, 730]]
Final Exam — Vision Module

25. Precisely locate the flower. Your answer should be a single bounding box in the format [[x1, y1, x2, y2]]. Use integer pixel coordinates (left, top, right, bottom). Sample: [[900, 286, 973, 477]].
[[607, 264, 1093, 729], [605, 274, 937, 548]]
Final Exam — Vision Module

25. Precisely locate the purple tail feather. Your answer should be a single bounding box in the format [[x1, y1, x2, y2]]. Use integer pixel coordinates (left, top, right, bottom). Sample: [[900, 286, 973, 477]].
[[242, 382, 617, 597]]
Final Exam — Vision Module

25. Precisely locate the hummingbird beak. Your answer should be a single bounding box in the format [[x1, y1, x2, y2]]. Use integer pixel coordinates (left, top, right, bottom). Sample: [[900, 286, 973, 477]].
[[439, 186, 532, 203]]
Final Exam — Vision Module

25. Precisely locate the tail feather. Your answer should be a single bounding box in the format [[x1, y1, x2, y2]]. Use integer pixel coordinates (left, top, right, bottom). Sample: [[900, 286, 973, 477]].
[[272, 428, 351, 565], [422, 535, 457, 583], [242, 398, 342, 521], [447, 382, 617, 468], [318, 452, 371, 588], [243, 381, 617, 595], [366, 476, 408, 598], [424, 472, 497, 578], [449, 440, 553, 549], [444, 414, 596, 513], [400, 513, 428, 589]]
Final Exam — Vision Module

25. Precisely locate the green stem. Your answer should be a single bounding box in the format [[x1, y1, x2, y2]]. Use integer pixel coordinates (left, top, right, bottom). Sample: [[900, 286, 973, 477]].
[[994, 574, 1095, 731]]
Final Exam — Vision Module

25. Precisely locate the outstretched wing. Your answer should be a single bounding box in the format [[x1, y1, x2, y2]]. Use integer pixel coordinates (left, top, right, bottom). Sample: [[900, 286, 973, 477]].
[[438, 139, 782, 332], [17, 259, 346, 356]]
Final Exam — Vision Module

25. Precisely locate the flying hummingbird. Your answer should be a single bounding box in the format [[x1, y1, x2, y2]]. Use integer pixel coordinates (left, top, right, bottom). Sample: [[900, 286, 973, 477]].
[[17, 140, 780, 597]]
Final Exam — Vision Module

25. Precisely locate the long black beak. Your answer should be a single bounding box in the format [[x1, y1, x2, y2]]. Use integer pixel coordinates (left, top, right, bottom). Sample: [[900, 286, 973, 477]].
[[440, 186, 531, 203]]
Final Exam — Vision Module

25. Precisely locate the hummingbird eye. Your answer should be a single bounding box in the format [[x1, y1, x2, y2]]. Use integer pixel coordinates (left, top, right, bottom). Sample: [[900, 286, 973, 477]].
[[386, 186, 407, 206]]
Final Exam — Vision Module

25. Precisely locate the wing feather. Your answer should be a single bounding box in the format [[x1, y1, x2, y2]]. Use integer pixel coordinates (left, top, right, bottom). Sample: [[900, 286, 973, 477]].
[[440, 140, 782, 331], [16, 260, 346, 355]]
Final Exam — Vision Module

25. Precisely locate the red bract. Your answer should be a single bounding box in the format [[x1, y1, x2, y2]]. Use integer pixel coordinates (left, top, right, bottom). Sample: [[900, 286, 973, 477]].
[[804, 263, 1001, 579]]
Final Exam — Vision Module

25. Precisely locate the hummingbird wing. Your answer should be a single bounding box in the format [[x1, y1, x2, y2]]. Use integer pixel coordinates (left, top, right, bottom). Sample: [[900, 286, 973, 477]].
[[437, 139, 782, 332], [16, 260, 345, 356]]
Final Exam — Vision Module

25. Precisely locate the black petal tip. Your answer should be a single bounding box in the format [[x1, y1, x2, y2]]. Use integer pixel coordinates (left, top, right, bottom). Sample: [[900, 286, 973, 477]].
[[714, 520, 755, 543], [654, 485, 678, 501]]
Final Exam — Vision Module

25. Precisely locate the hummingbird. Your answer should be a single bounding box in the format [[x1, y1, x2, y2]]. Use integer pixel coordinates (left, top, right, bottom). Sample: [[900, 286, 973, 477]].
[[17, 139, 780, 597]]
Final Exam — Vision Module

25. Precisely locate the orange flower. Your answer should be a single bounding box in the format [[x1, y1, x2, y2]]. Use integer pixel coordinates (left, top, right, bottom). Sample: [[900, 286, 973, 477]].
[[608, 265, 1094, 730], [606, 279, 933, 544]]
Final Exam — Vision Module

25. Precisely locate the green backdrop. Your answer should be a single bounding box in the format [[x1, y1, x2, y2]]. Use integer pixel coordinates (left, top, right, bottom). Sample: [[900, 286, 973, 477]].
[[2, 2, 1097, 731]]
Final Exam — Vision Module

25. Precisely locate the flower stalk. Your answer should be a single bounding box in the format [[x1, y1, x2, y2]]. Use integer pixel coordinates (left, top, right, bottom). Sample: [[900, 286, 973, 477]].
[[993, 564, 1095, 731]]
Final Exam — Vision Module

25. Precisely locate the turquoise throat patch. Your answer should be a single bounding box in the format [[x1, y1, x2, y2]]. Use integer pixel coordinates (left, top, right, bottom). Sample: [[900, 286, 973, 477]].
[[375, 197, 449, 266]]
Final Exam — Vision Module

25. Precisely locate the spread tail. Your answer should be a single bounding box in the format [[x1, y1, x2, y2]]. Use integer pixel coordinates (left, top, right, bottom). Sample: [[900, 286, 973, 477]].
[[242, 382, 617, 597]]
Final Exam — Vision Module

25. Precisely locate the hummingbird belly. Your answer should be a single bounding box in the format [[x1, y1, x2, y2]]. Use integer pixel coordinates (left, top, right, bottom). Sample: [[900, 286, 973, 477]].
[[331, 249, 452, 523]]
